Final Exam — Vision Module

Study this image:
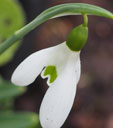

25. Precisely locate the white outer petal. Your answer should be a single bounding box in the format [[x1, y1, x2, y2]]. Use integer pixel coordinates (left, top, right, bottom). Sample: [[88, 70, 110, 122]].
[[39, 53, 80, 128], [11, 43, 65, 86]]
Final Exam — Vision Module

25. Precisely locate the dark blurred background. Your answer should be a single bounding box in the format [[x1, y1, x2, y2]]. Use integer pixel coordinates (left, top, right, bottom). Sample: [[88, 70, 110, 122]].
[[1, 0, 113, 128]]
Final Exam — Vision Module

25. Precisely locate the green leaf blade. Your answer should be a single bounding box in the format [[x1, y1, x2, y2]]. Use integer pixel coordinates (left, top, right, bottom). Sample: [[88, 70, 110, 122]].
[[0, 81, 26, 101], [0, 0, 25, 65], [0, 111, 40, 128]]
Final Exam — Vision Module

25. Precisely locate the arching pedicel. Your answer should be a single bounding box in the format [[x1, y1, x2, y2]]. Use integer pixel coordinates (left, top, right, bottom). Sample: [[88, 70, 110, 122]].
[[0, 3, 113, 54]]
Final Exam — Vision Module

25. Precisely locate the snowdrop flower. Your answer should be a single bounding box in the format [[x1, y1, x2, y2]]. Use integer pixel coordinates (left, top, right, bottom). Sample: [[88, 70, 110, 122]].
[[11, 24, 88, 128]]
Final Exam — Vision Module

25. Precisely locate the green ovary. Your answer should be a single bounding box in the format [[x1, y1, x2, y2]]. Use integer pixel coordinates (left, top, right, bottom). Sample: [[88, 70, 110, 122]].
[[66, 24, 88, 51], [43, 65, 57, 84]]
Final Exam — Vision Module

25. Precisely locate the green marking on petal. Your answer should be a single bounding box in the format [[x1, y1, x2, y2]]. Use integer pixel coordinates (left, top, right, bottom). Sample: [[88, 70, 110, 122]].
[[43, 65, 57, 84], [66, 24, 88, 51]]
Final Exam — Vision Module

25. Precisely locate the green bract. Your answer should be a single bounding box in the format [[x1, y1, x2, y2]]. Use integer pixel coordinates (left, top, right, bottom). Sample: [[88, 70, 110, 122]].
[[0, 0, 25, 65], [0, 3, 113, 54], [66, 24, 88, 51]]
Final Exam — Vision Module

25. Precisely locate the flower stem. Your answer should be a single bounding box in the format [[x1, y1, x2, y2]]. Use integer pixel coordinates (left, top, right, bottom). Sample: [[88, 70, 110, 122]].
[[0, 3, 113, 54], [83, 14, 88, 27]]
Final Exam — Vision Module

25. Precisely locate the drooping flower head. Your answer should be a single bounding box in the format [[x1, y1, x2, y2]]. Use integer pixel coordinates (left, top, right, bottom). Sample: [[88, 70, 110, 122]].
[[0, 2, 112, 128], [11, 24, 88, 128]]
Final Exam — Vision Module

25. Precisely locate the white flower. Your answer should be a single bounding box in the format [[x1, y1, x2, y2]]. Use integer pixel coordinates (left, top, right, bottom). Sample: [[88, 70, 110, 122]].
[[11, 42, 81, 128]]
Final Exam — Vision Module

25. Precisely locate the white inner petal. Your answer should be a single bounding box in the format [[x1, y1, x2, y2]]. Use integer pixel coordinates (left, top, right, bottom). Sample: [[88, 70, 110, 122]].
[[41, 68, 52, 86], [41, 42, 80, 86]]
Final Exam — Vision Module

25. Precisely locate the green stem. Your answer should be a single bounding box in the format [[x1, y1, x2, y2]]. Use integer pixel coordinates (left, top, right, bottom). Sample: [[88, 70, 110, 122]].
[[0, 3, 113, 54], [83, 14, 88, 27]]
